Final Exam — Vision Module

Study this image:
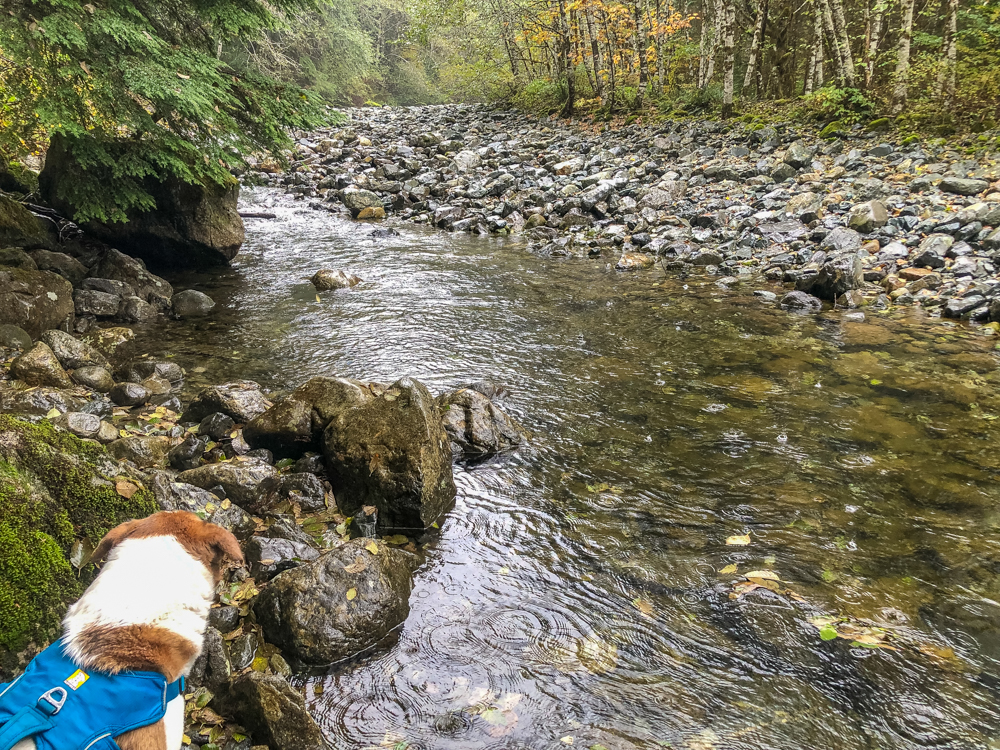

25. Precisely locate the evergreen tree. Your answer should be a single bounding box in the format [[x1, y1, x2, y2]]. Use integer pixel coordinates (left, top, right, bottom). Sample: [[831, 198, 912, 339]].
[[0, 0, 326, 222]]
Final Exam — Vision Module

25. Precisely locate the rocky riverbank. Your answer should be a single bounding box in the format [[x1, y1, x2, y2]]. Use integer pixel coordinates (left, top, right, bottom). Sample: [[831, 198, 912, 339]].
[[254, 104, 1000, 320]]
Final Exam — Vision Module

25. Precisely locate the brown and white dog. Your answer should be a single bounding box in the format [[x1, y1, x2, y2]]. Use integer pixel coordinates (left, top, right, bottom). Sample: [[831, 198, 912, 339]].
[[19, 511, 243, 750]]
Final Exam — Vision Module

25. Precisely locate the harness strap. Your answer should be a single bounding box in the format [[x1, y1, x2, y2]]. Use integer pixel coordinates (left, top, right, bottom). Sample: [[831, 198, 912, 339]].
[[0, 704, 55, 750]]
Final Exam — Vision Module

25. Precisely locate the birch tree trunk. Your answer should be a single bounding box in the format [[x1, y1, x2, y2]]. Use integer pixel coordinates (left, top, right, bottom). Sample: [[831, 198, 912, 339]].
[[699, 0, 723, 88], [742, 0, 769, 93], [936, 0, 959, 102], [891, 0, 916, 113], [828, 0, 856, 85], [820, 0, 847, 83], [805, 0, 824, 93], [721, 0, 736, 115], [864, 0, 886, 89]]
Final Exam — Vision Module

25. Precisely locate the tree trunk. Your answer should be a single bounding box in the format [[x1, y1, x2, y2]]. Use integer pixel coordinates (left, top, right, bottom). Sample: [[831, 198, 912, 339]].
[[721, 0, 736, 114], [742, 0, 768, 94], [805, 0, 825, 93], [864, 0, 885, 89], [891, 0, 915, 113], [936, 0, 959, 102], [827, 0, 856, 86], [558, 0, 575, 116], [819, 0, 847, 84]]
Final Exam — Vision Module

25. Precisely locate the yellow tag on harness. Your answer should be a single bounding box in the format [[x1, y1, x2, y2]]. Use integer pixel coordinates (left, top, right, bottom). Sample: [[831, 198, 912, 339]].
[[65, 669, 89, 690]]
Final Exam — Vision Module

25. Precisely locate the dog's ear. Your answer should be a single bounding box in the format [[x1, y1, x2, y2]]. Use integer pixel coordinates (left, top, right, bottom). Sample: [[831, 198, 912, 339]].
[[92, 519, 143, 565], [205, 524, 244, 582]]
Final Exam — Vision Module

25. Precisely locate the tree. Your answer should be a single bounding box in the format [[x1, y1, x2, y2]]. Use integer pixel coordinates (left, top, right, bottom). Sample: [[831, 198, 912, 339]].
[[0, 0, 326, 223], [891, 0, 916, 112]]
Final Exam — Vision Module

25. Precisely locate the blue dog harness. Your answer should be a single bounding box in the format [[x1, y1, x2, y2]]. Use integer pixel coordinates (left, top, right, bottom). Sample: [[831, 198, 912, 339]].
[[0, 640, 183, 750]]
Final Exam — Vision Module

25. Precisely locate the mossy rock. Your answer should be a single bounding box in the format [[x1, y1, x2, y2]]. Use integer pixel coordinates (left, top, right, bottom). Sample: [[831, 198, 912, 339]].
[[0, 415, 158, 677], [819, 120, 847, 139], [866, 118, 892, 132], [901, 134, 921, 146], [0, 194, 52, 250]]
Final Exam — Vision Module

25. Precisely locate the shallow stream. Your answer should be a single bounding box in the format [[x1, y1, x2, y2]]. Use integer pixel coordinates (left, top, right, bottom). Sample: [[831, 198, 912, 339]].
[[140, 189, 1000, 750]]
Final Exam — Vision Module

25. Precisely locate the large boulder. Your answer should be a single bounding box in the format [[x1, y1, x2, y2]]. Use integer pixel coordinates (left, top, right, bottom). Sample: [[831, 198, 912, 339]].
[[183, 381, 272, 424], [438, 383, 526, 458], [40, 329, 107, 370], [254, 538, 415, 665], [40, 134, 244, 268], [217, 673, 325, 750], [11, 342, 72, 388], [0, 415, 157, 679], [796, 255, 864, 301], [0, 194, 52, 250], [0, 267, 74, 338], [88, 249, 173, 306], [322, 377, 456, 531], [177, 458, 279, 508]]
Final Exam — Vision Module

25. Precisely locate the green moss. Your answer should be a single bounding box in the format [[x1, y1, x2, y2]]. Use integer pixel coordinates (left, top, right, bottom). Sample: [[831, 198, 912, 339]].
[[866, 117, 892, 132], [819, 120, 846, 139], [0, 415, 157, 657]]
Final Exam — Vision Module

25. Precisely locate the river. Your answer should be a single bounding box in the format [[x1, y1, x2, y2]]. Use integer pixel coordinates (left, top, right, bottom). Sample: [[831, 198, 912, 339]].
[[137, 188, 1000, 749]]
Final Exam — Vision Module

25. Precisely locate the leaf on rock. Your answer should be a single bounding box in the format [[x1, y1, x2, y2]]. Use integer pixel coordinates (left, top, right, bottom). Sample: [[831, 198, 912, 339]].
[[115, 480, 138, 498], [346, 587, 357, 601], [364, 541, 379, 555], [726, 534, 751, 546]]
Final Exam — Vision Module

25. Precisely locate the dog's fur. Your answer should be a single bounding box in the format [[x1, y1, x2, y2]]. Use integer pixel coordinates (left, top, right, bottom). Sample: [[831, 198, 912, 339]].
[[15, 511, 243, 750]]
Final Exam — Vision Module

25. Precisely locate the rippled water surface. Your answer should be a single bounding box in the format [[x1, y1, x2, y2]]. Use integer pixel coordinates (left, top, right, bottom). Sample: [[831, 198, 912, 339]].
[[140, 189, 1000, 749]]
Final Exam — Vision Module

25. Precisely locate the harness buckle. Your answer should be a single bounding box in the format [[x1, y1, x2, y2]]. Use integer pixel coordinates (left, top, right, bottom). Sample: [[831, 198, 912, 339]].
[[37, 687, 68, 716]]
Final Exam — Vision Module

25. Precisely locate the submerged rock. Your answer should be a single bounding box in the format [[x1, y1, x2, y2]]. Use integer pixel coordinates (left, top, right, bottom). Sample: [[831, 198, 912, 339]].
[[254, 538, 415, 664], [438, 384, 526, 458], [171, 289, 216, 317], [322, 377, 456, 531], [309, 269, 361, 291]]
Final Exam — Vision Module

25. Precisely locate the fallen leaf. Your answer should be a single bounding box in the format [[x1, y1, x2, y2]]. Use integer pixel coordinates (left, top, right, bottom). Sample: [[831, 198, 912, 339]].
[[347, 588, 357, 601], [632, 598, 654, 617], [115, 480, 138, 498], [719, 564, 738, 574], [45, 408, 61, 418], [80, 61, 90, 74], [383, 534, 409, 545], [365, 541, 379, 555], [818, 624, 838, 641], [726, 534, 751, 546], [221, 499, 231, 510], [743, 570, 779, 581]]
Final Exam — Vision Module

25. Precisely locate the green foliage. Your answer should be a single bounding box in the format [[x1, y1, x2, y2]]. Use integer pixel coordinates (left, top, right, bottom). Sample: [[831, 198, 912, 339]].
[[512, 78, 567, 114], [798, 86, 875, 125], [0, 0, 328, 223], [657, 84, 723, 116], [0, 415, 158, 656]]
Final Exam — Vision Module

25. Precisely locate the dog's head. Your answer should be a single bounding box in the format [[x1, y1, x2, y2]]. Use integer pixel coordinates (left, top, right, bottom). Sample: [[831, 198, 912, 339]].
[[93, 510, 244, 583]]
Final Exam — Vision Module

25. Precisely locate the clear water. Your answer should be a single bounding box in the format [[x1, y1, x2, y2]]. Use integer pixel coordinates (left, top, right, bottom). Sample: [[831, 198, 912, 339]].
[[138, 189, 1000, 750]]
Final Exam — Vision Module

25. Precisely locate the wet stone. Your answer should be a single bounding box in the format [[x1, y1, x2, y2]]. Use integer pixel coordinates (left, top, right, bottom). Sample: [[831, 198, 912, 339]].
[[199, 412, 236, 441], [245, 536, 320, 581], [70, 366, 115, 393], [52, 411, 101, 439], [109, 382, 150, 407], [11, 342, 72, 388]]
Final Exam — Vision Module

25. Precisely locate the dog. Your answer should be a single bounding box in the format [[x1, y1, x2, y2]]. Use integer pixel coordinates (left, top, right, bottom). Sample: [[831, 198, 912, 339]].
[[4, 511, 243, 750]]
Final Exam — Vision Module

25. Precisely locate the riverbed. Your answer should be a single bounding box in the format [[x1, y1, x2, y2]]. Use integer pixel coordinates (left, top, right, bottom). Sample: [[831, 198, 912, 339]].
[[138, 188, 1000, 749]]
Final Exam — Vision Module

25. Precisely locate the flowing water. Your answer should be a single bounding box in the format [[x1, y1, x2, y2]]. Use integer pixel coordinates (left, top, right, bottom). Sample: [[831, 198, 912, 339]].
[[139, 189, 1000, 750]]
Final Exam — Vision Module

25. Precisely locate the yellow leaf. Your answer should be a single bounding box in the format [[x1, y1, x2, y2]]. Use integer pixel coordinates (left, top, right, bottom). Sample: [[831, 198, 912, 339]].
[[719, 564, 738, 574], [364, 541, 379, 554], [205, 502, 216, 513], [498, 566, 510, 575], [45, 408, 61, 419], [115, 480, 138, 498], [632, 598, 654, 617], [182, 736, 191, 745], [346, 588, 357, 600], [221, 499, 231, 510], [743, 570, 779, 580], [726, 534, 751, 546], [119, 429, 129, 437], [315, 294, 321, 303]]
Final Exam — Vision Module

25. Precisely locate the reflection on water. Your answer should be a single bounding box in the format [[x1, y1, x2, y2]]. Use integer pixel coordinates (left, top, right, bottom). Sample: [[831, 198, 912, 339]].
[[138, 189, 1000, 749]]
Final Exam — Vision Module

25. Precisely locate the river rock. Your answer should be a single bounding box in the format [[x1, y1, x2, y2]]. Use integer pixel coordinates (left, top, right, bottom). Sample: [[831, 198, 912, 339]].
[[218, 673, 325, 750], [171, 289, 216, 317], [254, 538, 415, 664], [40, 134, 244, 267], [118, 295, 158, 323], [342, 187, 383, 218], [780, 290, 823, 312], [80, 278, 135, 297], [184, 381, 272, 423], [615, 252, 655, 270], [453, 150, 482, 172], [322, 377, 456, 530], [847, 200, 888, 233], [248, 473, 328, 515], [109, 382, 150, 407], [28, 250, 87, 286], [818, 227, 862, 254], [0, 247, 37, 270], [52, 411, 102, 440], [243, 395, 315, 458], [0, 194, 52, 249], [0, 324, 32, 350], [188, 627, 229, 692], [88, 248, 173, 306], [79, 327, 135, 363], [177, 458, 279, 507], [912, 234, 952, 268], [783, 141, 816, 169], [198, 412, 235, 441], [40, 329, 107, 370], [71, 366, 115, 393], [638, 182, 685, 209], [149, 473, 256, 540], [939, 177, 989, 196], [73, 289, 121, 317], [245, 536, 320, 581], [785, 192, 824, 222], [309, 269, 361, 290], [11, 342, 72, 388], [438, 384, 526, 458], [120, 360, 184, 386], [107, 435, 175, 468], [0, 267, 74, 338], [797, 255, 863, 300]]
